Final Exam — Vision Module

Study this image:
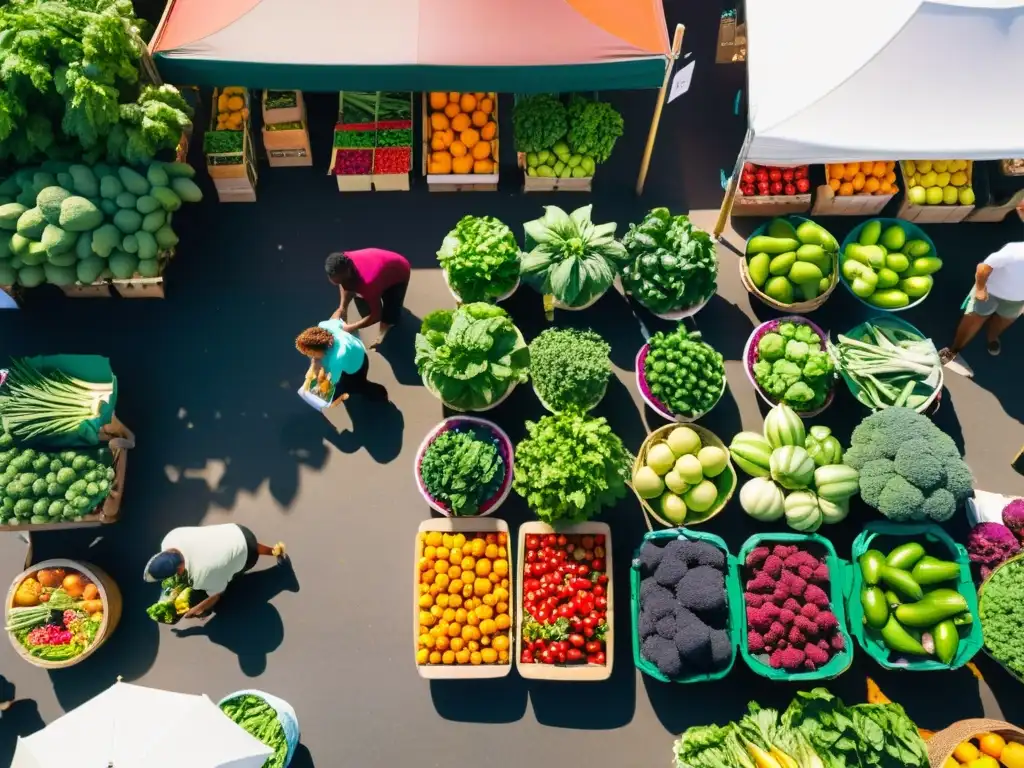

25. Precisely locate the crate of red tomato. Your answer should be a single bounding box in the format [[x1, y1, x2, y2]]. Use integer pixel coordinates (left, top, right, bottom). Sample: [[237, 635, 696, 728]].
[[516, 522, 613, 681], [733, 163, 812, 217]]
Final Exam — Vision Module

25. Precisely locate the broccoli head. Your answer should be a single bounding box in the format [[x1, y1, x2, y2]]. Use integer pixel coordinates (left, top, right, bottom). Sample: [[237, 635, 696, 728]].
[[876, 474, 926, 522], [642, 586, 677, 621], [642, 634, 682, 678], [678, 540, 725, 569], [847, 407, 941, 464], [674, 607, 712, 668], [676, 565, 726, 616], [921, 488, 957, 522], [638, 541, 664, 573], [654, 554, 688, 587], [894, 438, 945, 492]]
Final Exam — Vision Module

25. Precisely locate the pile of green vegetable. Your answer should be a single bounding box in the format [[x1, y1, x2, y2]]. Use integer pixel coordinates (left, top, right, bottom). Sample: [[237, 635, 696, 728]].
[[829, 319, 941, 411], [750, 320, 834, 411], [0, 430, 115, 524], [841, 220, 941, 309], [436, 215, 521, 302], [264, 90, 298, 111], [642, 326, 725, 418], [521, 204, 627, 308], [146, 573, 199, 624], [513, 412, 632, 524], [528, 328, 611, 413], [419, 425, 505, 516], [744, 218, 838, 305], [0, 358, 113, 445], [674, 688, 929, 768], [0, 160, 201, 287], [219, 694, 290, 768], [732, 403, 859, 531], [515, 94, 623, 180], [843, 408, 973, 522], [203, 131, 244, 157], [979, 556, 1024, 679], [857, 541, 973, 664], [0, 0, 193, 165], [620, 208, 718, 315], [414, 304, 530, 411]]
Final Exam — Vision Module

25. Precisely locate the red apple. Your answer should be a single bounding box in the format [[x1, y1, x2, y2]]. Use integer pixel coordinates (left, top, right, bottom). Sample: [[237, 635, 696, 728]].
[[769, 169, 782, 182], [796, 178, 810, 193], [784, 183, 796, 196], [770, 181, 783, 195], [782, 169, 794, 182], [757, 181, 770, 195]]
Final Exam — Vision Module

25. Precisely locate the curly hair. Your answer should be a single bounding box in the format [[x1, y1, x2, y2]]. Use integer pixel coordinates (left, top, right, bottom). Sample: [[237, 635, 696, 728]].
[[295, 327, 335, 356]]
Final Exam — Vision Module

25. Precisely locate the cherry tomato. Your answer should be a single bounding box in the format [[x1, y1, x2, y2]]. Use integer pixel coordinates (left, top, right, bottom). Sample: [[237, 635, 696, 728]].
[[585, 640, 602, 654], [557, 535, 567, 547], [521, 650, 534, 663], [581, 535, 595, 550], [593, 584, 605, 598], [577, 565, 590, 578], [598, 574, 609, 585], [536, 607, 550, 623], [595, 596, 607, 610], [583, 626, 594, 638], [540, 650, 554, 664], [526, 550, 537, 563], [557, 651, 567, 664], [572, 578, 591, 591], [567, 648, 583, 662], [544, 535, 556, 547], [526, 535, 540, 550], [592, 558, 604, 572], [569, 634, 585, 648], [595, 534, 605, 546], [594, 546, 605, 558], [570, 617, 583, 632]]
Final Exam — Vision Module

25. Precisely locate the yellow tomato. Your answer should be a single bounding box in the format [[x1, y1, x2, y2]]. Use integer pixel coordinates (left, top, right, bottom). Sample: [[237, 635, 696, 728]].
[[475, 559, 491, 577], [447, 622, 461, 638], [453, 533, 467, 549], [481, 636, 490, 646], [493, 559, 508, 577], [442, 533, 454, 548], [496, 602, 508, 615], [998, 742, 1024, 768], [448, 578, 463, 595], [419, 584, 429, 595], [489, 572, 500, 583], [495, 614, 511, 631], [419, 610, 435, 627], [434, 560, 449, 575], [442, 608, 456, 623], [450, 548, 463, 563], [497, 532, 507, 545], [418, 633, 434, 649], [955, 744, 981, 763], [461, 625, 479, 642], [429, 650, 442, 664], [497, 546, 506, 558], [416, 648, 429, 664], [475, 604, 493, 620], [462, 583, 473, 599], [421, 570, 435, 585], [482, 593, 497, 607], [470, 651, 483, 665], [423, 546, 437, 560], [485, 544, 498, 559], [474, 578, 491, 596], [455, 608, 468, 624], [448, 595, 462, 609], [466, 611, 480, 626], [435, 573, 450, 590], [455, 649, 471, 664], [435, 635, 450, 651], [479, 619, 497, 636], [493, 587, 509, 603], [500, 578, 509, 589], [481, 648, 498, 663], [429, 625, 443, 638], [498, 650, 509, 662], [436, 546, 450, 561], [425, 532, 442, 547], [470, 539, 486, 557], [418, 557, 431, 572], [435, 594, 449, 608], [450, 637, 464, 652], [468, 640, 480, 652], [461, 556, 476, 572], [942, 759, 958, 768], [418, 594, 433, 609], [965, 757, 999, 768], [447, 566, 462, 580], [442, 650, 455, 664], [492, 634, 509, 652], [430, 605, 443, 618], [429, 584, 441, 597], [980, 735, 1006, 758]]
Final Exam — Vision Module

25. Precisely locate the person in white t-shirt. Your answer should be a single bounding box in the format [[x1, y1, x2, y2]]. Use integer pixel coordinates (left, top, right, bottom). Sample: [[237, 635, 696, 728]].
[[143, 524, 286, 618], [940, 241, 1024, 363]]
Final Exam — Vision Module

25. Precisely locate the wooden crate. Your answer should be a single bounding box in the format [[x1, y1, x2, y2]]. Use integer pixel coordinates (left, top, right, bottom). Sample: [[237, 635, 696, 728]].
[[732, 192, 811, 217], [112, 276, 164, 298], [328, 147, 372, 192], [268, 148, 312, 168], [966, 188, 1024, 223], [262, 89, 304, 125], [811, 185, 893, 216], [59, 281, 113, 298], [207, 125, 253, 179], [896, 161, 975, 223], [1, 415, 132, 531], [716, 17, 746, 64], [371, 173, 410, 191], [421, 92, 499, 192], [262, 103, 311, 153], [516, 152, 592, 192]]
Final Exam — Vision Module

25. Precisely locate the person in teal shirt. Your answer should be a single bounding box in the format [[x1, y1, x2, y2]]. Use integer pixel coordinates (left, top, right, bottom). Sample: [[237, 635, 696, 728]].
[[295, 321, 388, 403]]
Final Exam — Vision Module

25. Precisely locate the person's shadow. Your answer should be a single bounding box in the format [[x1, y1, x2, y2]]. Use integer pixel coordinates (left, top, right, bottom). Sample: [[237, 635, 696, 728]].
[[372, 307, 422, 387], [172, 560, 299, 676], [323, 395, 404, 464]]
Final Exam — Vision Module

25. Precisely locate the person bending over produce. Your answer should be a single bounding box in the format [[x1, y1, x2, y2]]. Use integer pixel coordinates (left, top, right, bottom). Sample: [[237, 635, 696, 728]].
[[295, 324, 388, 404], [326, 249, 410, 349], [940, 240, 1024, 366], [144, 525, 286, 618]]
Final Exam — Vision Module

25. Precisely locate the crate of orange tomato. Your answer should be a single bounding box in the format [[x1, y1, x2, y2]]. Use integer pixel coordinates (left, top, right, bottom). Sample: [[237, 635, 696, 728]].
[[422, 92, 499, 192], [812, 161, 898, 216]]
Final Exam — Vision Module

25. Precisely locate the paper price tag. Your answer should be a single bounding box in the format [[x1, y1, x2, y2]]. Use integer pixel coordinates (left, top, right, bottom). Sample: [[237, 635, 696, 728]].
[[668, 61, 696, 103]]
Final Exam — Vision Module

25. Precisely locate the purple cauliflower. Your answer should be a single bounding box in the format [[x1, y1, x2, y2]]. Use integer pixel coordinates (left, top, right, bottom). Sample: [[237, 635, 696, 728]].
[[1002, 499, 1024, 542], [967, 522, 1021, 580]]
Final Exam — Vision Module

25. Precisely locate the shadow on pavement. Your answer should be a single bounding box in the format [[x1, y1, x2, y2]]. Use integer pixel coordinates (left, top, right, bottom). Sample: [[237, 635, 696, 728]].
[[172, 559, 299, 676], [430, 675, 528, 724]]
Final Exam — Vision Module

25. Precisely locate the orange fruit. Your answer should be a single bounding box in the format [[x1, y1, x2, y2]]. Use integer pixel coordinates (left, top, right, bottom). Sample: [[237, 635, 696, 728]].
[[448, 92, 460, 103], [429, 92, 448, 110], [443, 102, 460, 119], [429, 113, 449, 132], [852, 173, 866, 191], [872, 161, 886, 177], [493, 559, 508, 577], [864, 177, 880, 194], [470, 539, 486, 557], [954, 743, 980, 763], [471, 110, 488, 128], [497, 532, 507, 545], [828, 177, 841, 192], [485, 544, 499, 559], [460, 93, 477, 112], [479, 97, 494, 114], [839, 182, 854, 196], [471, 142, 491, 160], [844, 162, 860, 181], [495, 614, 510, 631], [861, 161, 875, 174]]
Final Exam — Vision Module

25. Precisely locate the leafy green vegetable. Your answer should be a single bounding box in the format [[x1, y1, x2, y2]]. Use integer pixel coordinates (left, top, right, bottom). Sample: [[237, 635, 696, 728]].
[[220, 694, 289, 768], [0, 0, 191, 164], [436, 215, 520, 303], [414, 303, 530, 411], [264, 90, 297, 110], [420, 427, 504, 516], [621, 207, 718, 314], [513, 94, 568, 153], [979, 557, 1024, 678], [644, 327, 724, 418], [566, 95, 623, 164], [520, 205, 627, 307], [529, 328, 611, 413], [203, 131, 244, 155], [512, 412, 632, 524], [753, 321, 834, 410]]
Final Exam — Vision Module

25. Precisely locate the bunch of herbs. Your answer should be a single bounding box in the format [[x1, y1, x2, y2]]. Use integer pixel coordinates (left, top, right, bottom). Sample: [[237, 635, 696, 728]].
[[529, 328, 611, 413], [437, 215, 521, 302], [420, 427, 504, 515]]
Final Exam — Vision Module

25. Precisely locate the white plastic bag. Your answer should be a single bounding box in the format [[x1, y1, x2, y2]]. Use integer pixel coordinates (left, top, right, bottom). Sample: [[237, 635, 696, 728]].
[[967, 489, 1019, 527]]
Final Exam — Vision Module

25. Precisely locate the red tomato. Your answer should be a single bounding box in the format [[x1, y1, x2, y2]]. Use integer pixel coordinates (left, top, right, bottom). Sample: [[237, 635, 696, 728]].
[[782, 169, 794, 182], [526, 535, 540, 550], [521, 650, 534, 663], [795, 166, 808, 179], [589, 652, 606, 665], [576, 565, 590, 578], [567, 648, 584, 662], [757, 181, 770, 195], [585, 640, 603, 654], [744, 162, 755, 173], [544, 535, 556, 547], [536, 607, 550, 623], [598, 574, 608, 585], [568, 634, 585, 648], [540, 650, 554, 664], [769, 169, 782, 182], [556, 535, 567, 547], [591, 557, 604, 572], [769, 181, 783, 195], [593, 584, 605, 598], [594, 534, 605, 546], [784, 183, 796, 196], [796, 178, 810, 193]]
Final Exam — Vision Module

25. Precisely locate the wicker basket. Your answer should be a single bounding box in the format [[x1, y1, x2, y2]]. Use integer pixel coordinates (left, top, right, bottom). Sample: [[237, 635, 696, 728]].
[[631, 423, 736, 529], [7, 559, 122, 669], [927, 718, 1024, 768], [740, 216, 839, 314]]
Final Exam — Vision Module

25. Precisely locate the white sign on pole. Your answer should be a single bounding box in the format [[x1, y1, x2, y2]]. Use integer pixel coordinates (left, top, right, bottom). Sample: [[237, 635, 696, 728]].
[[668, 61, 695, 103]]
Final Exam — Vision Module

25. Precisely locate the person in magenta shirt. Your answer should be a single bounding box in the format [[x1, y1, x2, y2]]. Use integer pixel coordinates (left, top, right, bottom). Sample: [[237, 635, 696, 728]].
[[326, 248, 411, 348]]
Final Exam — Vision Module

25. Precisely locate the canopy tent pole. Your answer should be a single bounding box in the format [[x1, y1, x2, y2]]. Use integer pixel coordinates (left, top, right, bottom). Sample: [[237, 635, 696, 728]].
[[713, 128, 753, 239], [636, 24, 685, 196]]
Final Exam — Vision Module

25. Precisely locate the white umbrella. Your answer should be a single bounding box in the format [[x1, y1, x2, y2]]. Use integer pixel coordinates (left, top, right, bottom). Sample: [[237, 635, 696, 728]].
[[10, 680, 273, 768]]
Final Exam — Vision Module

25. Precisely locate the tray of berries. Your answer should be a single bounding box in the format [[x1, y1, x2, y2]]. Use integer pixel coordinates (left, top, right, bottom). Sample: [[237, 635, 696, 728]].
[[515, 522, 613, 681]]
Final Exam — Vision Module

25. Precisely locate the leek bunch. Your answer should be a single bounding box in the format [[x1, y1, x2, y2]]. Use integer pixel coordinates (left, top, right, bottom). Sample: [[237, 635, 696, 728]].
[[0, 359, 114, 443]]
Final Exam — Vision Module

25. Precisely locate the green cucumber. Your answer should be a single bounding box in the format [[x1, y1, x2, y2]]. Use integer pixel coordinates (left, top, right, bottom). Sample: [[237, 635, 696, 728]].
[[886, 541, 926, 570], [861, 586, 890, 629], [894, 589, 968, 627], [859, 550, 885, 586], [878, 565, 923, 601], [878, 615, 927, 656], [910, 556, 960, 585], [932, 619, 959, 664]]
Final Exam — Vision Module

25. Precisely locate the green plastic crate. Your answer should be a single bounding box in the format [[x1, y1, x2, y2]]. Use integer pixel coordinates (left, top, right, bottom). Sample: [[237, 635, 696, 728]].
[[847, 521, 982, 671], [630, 528, 742, 683], [737, 532, 854, 681]]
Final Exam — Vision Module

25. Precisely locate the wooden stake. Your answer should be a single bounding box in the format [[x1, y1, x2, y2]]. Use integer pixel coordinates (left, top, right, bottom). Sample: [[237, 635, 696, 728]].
[[636, 24, 685, 196], [713, 128, 752, 239]]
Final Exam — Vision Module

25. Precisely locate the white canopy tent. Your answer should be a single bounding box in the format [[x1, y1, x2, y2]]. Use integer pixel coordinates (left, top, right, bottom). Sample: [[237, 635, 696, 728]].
[[716, 0, 1024, 234]]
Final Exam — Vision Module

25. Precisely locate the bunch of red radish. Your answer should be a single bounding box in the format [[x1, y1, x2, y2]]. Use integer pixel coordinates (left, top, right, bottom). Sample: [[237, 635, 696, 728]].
[[737, 163, 811, 197]]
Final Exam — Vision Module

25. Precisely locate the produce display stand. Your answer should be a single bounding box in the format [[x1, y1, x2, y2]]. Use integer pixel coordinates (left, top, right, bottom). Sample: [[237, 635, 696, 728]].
[[421, 93, 499, 192], [896, 161, 975, 223], [630, 528, 742, 683], [206, 88, 257, 203], [371, 92, 413, 192], [927, 719, 1024, 768], [516, 153, 592, 193], [732, 191, 811, 217], [413, 517, 513, 680], [330, 92, 413, 192], [261, 90, 312, 168], [812, 185, 894, 216], [330, 92, 374, 192], [1, 415, 134, 532], [515, 521, 613, 682], [6, 559, 123, 669]]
